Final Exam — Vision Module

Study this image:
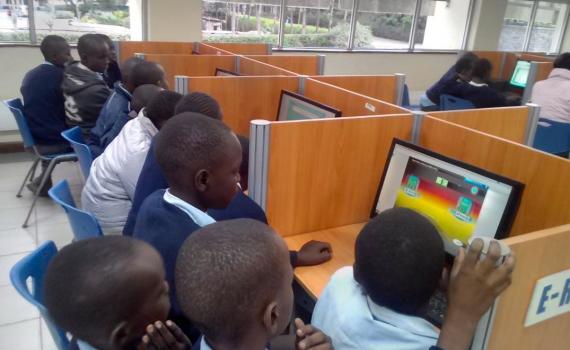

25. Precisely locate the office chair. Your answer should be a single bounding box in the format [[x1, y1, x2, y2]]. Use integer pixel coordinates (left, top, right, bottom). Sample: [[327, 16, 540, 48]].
[[533, 118, 570, 157], [440, 94, 476, 111]]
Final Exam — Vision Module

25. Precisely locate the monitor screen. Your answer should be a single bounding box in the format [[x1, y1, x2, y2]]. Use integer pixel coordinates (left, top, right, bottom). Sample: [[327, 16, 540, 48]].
[[215, 68, 240, 76], [276, 90, 341, 121], [510, 60, 531, 88], [373, 140, 523, 256]]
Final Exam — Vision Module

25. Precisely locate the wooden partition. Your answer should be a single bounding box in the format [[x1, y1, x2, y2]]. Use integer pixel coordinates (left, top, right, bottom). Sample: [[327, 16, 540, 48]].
[[310, 75, 399, 105], [502, 52, 520, 81], [206, 42, 271, 55], [429, 106, 531, 144], [245, 55, 322, 75], [485, 224, 570, 350], [185, 76, 298, 135], [142, 54, 236, 87], [534, 61, 554, 82], [238, 56, 298, 76], [419, 116, 570, 236], [117, 41, 196, 63], [197, 43, 235, 55], [473, 51, 506, 80], [521, 53, 555, 63], [304, 79, 409, 116], [263, 115, 414, 237]]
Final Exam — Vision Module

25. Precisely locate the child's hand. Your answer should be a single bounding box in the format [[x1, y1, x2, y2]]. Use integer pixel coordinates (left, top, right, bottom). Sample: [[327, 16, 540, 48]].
[[140, 320, 192, 350], [295, 318, 333, 350], [296, 241, 332, 267]]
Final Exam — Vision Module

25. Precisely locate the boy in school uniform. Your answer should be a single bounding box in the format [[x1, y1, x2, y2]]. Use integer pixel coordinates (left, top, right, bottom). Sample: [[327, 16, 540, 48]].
[[425, 52, 478, 108], [20, 35, 73, 195], [89, 60, 169, 157], [311, 208, 516, 350], [44, 236, 191, 350], [97, 34, 122, 88], [62, 34, 111, 136]]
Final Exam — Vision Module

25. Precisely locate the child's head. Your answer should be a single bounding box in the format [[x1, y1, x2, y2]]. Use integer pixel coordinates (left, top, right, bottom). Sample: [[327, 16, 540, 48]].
[[119, 57, 144, 89], [554, 52, 570, 70], [155, 113, 242, 210], [354, 208, 445, 316], [237, 134, 249, 191], [128, 60, 168, 91], [95, 33, 117, 62], [77, 33, 110, 74], [145, 90, 182, 129], [174, 92, 223, 120], [176, 219, 293, 347], [44, 236, 170, 350], [40, 35, 71, 67], [131, 84, 163, 115], [472, 58, 493, 82], [455, 52, 478, 81]]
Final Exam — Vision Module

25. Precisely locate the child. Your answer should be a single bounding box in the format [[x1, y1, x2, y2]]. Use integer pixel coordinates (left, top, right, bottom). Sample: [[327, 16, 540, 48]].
[[62, 34, 111, 136], [44, 236, 191, 350], [531, 52, 570, 124], [20, 35, 73, 196], [425, 52, 478, 107], [311, 207, 515, 350], [82, 90, 181, 233], [89, 60, 169, 157], [96, 34, 122, 88], [175, 219, 332, 350], [173, 92, 223, 119]]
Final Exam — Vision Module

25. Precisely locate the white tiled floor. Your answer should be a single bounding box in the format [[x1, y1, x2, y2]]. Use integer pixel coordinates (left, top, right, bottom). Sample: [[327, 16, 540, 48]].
[[0, 152, 84, 350]]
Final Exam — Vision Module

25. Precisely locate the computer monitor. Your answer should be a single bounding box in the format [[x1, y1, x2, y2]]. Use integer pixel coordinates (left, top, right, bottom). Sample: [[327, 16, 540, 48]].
[[276, 90, 341, 121], [215, 68, 240, 76], [510, 60, 531, 88], [372, 139, 523, 256]]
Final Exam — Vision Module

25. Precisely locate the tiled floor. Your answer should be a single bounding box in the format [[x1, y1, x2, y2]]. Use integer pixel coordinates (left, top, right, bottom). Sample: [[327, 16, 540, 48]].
[[0, 152, 84, 350]]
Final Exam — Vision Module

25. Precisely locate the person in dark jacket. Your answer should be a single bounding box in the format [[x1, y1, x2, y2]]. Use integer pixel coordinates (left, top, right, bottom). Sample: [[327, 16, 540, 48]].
[[20, 35, 73, 196], [97, 34, 122, 88], [425, 52, 478, 108], [62, 34, 111, 136]]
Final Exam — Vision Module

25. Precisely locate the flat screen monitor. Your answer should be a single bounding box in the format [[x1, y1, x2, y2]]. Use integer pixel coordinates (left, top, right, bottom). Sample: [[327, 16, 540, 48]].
[[215, 68, 240, 76], [510, 60, 531, 88], [372, 139, 523, 256], [276, 90, 341, 121]]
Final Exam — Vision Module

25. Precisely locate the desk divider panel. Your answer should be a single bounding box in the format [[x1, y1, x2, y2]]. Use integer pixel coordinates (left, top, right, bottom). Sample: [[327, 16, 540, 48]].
[[520, 53, 555, 63], [184, 76, 299, 135], [482, 224, 570, 350], [206, 42, 272, 55], [237, 56, 298, 76], [260, 115, 414, 237], [117, 41, 197, 63], [244, 55, 322, 75], [196, 43, 235, 55], [523, 61, 554, 103], [310, 75, 400, 105], [419, 116, 570, 237], [473, 51, 506, 80], [304, 79, 410, 116], [502, 53, 520, 81]]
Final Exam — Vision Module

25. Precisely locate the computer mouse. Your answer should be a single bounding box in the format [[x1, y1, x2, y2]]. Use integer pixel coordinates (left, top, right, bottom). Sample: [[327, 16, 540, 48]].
[[468, 236, 511, 264]]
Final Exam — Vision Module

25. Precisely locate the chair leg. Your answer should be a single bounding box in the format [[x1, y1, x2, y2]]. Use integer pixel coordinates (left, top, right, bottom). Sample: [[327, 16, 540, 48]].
[[16, 158, 40, 198], [23, 159, 58, 228]]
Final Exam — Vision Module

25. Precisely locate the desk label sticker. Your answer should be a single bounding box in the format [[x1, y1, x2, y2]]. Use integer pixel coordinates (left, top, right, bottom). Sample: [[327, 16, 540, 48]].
[[365, 102, 376, 112], [525, 269, 570, 327]]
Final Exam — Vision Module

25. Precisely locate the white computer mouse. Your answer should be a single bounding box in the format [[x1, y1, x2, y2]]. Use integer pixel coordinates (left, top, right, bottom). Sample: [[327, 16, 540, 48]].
[[468, 236, 511, 264]]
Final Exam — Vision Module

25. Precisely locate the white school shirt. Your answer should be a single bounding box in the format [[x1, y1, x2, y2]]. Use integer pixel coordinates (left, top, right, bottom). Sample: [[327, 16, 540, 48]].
[[163, 189, 216, 227]]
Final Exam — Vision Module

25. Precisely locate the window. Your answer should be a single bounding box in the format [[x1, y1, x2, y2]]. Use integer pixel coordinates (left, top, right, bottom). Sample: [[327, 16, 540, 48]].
[[413, 0, 472, 50], [0, 0, 133, 44]]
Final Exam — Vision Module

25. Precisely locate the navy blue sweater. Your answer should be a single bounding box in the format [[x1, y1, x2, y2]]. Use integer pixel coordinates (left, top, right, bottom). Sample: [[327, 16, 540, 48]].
[[441, 81, 508, 108], [426, 65, 457, 105], [20, 63, 68, 145]]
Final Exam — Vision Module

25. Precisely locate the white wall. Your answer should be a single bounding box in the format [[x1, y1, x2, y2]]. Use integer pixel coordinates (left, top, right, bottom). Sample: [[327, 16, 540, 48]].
[[147, 0, 202, 42], [467, 0, 509, 50], [422, 0, 471, 50]]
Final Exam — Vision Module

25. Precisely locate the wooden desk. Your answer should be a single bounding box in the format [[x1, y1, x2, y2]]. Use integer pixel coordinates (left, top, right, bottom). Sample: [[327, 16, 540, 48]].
[[284, 223, 365, 299]]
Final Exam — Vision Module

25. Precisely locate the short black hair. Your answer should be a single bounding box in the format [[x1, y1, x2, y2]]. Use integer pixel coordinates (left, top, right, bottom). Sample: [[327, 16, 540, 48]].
[[77, 33, 107, 58], [145, 91, 182, 129], [455, 55, 477, 75], [354, 208, 445, 315], [120, 57, 144, 85], [472, 58, 493, 80], [95, 33, 114, 49], [175, 219, 286, 343], [554, 52, 570, 70], [174, 92, 222, 120], [40, 35, 68, 60], [155, 113, 234, 187], [130, 61, 166, 88], [44, 236, 153, 342], [132, 84, 163, 114], [237, 135, 249, 190]]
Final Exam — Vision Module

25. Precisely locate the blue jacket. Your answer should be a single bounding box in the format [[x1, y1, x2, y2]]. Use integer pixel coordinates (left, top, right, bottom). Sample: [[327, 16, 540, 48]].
[[441, 81, 508, 108], [20, 63, 68, 145], [426, 65, 457, 105], [88, 83, 132, 158]]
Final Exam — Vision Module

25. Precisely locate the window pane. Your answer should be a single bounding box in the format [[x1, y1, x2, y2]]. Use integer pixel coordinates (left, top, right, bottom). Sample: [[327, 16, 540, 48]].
[[282, 0, 354, 49], [413, 0, 471, 50], [356, 0, 418, 50], [499, 0, 534, 51], [0, 3, 30, 42], [202, 0, 282, 44], [528, 1, 568, 53], [33, 1, 132, 44]]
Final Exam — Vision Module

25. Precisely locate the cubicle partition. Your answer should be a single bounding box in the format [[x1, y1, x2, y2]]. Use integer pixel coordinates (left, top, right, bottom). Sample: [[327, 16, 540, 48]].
[[245, 55, 324, 75], [502, 52, 520, 81], [237, 56, 298, 76], [196, 42, 235, 55], [116, 41, 197, 63], [205, 42, 272, 55], [310, 75, 404, 106], [520, 53, 555, 63]]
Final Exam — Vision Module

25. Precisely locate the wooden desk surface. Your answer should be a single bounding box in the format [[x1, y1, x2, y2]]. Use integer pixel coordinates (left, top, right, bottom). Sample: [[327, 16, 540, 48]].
[[284, 223, 365, 299]]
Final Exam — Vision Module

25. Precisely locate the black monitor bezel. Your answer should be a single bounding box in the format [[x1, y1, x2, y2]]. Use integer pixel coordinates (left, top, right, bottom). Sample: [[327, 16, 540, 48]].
[[214, 68, 241, 76], [275, 90, 342, 121], [509, 59, 531, 89], [370, 138, 524, 241]]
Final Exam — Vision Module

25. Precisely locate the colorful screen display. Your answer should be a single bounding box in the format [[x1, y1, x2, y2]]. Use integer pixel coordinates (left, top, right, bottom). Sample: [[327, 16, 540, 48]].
[[510, 60, 530, 88]]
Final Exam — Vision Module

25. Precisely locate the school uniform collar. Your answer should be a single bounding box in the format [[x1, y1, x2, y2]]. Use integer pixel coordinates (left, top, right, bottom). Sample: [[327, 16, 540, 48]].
[[42, 61, 54, 66], [163, 189, 216, 227], [199, 337, 269, 350], [469, 81, 488, 87], [366, 296, 440, 340]]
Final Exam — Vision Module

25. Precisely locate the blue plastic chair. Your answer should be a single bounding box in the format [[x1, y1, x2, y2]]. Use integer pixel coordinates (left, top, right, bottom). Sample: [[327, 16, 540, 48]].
[[440, 94, 476, 111], [61, 127, 93, 179], [48, 180, 103, 241], [4, 98, 77, 228], [533, 118, 570, 157], [10, 241, 70, 350]]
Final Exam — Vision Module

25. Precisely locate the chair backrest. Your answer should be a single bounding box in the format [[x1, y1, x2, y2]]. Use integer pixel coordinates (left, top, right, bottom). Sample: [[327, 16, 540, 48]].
[[440, 94, 476, 111], [4, 98, 35, 149], [533, 118, 570, 155], [61, 127, 93, 179], [10, 241, 70, 350], [402, 83, 411, 107], [48, 180, 103, 240]]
